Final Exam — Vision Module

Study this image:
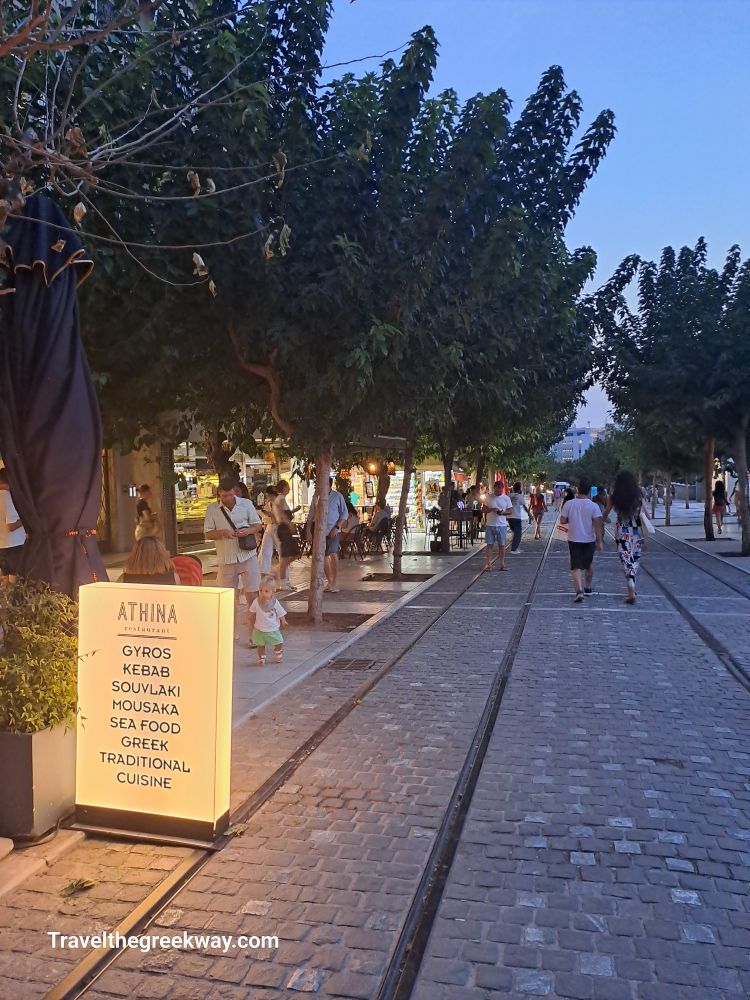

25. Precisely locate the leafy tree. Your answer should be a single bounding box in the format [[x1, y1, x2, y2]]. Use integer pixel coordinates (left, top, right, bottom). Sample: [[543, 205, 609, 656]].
[[595, 241, 750, 548]]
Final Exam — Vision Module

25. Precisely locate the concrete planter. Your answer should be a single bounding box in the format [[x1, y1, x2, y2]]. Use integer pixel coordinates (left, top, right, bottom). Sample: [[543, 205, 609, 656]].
[[0, 724, 76, 838]]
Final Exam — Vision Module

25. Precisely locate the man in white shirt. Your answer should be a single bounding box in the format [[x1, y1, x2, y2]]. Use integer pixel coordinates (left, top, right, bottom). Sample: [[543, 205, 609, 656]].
[[560, 476, 604, 602], [0, 468, 26, 583], [306, 479, 348, 593], [204, 476, 263, 603], [482, 481, 513, 571]]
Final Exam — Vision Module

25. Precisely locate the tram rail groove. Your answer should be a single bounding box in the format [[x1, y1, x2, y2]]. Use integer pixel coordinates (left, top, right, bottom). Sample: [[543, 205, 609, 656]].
[[652, 528, 750, 600], [45, 530, 533, 1000], [375, 527, 556, 1000]]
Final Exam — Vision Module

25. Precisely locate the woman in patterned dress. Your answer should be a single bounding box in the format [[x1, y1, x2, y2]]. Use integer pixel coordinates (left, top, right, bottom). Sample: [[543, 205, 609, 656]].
[[604, 471, 646, 605]]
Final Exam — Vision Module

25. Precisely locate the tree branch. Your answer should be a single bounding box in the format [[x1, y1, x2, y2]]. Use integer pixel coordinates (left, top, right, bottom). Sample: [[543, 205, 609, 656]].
[[227, 321, 294, 438]]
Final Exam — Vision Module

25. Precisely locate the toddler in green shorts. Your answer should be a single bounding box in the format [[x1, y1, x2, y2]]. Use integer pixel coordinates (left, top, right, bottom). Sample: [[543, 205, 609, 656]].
[[248, 574, 288, 665]]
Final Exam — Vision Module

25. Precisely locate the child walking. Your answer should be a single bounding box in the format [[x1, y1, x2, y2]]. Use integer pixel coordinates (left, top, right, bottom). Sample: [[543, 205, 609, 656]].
[[248, 574, 287, 665]]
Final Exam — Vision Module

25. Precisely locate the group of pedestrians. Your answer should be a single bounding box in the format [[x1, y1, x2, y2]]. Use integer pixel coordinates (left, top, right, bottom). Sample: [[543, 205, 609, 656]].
[[559, 472, 648, 604], [481, 473, 650, 605]]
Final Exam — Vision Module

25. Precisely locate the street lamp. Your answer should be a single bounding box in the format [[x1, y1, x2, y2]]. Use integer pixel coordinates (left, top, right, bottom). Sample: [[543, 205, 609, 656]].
[[578, 438, 582, 460]]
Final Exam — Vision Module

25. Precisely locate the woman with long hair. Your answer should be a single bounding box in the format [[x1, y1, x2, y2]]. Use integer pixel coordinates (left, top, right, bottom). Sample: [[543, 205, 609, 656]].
[[121, 536, 177, 585], [712, 480, 728, 534], [605, 471, 646, 605]]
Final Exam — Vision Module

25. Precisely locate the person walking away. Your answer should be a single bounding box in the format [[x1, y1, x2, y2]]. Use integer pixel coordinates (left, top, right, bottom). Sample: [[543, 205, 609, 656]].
[[508, 482, 530, 553], [529, 486, 548, 540], [135, 483, 160, 540], [306, 478, 348, 593], [712, 480, 728, 534], [0, 467, 26, 584], [560, 476, 603, 603], [259, 485, 279, 574], [274, 480, 300, 590], [562, 485, 575, 505], [204, 476, 263, 619], [605, 471, 646, 604], [248, 574, 287, 665], [552, 484, 562, 511], [121, 536, 178, 585], [482, 481, 512, 571], [593, 486, 608, 514]]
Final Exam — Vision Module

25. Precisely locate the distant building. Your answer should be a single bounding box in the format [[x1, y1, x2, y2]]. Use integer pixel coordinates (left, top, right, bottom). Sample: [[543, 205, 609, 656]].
[[552, 425, 606, 464]]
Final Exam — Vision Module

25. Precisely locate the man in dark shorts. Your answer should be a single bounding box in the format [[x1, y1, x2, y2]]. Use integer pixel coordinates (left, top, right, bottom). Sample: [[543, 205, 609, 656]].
[[560, 476, 603, 603]]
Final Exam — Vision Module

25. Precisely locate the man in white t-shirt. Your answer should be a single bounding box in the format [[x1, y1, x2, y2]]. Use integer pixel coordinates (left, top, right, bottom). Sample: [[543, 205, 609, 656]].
[[482, 481, 513, 571], [0, 467, 26, 583], [204, 477, 263, 603], [560, 476, 604, 602]]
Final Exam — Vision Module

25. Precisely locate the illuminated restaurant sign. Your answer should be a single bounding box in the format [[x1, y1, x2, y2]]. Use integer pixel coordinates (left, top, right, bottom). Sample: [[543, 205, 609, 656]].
[[76, 582, 234, 844]]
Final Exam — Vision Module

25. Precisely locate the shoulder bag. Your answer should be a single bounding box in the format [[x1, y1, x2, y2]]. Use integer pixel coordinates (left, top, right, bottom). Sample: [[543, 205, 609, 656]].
[[220, 504, 257, 551], [638, 508, 655, 536]]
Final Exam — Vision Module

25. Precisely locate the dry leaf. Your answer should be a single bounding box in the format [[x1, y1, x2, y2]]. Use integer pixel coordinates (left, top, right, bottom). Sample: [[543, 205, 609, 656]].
[[51, 239, 66, 252], [171, 29, 180, 47], [278, 223, 291, 257], [208, 279, 217, 297], [61, 878, 95, 898], [187, 170, 200, 196], [192, 252, 209, 277], [270, 150, 287, 189], [226, 822, 248, 838], [205, 178, 216, 195], [73, 202, 86, 224], [263, 234, 275, 260], [65, 127, 87, 155]]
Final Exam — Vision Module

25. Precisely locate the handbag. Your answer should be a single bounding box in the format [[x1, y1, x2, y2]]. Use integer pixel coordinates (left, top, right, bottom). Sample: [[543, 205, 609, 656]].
[[638, 509, 655, 536], [220, 504, 257, 551], [552, 517, 569, 542]]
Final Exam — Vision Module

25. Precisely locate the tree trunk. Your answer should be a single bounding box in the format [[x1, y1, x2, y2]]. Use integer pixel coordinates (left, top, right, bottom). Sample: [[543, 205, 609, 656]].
[[475, 450, 485, 488], [734, 417, 750, 556], [665, 471, 672, 527], [703, 437, 715, 541], [651, 474, 657, 520], [377, 462, 390, 508], [307, 445, 332, 625], [440, 448, 454, 554], [204, 427, 226, 475], [392, 430, 415, 579]]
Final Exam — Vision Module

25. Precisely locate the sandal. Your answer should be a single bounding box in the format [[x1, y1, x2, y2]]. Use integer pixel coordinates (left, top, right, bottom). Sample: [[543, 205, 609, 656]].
[[273, 650, 284, 663], [255, 654, 266, 666]]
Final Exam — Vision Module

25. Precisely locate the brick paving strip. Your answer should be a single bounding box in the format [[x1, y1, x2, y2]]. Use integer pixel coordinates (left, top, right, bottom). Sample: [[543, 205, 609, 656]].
[[412, 544, 750, 1000], [0, 538, 534, 998]]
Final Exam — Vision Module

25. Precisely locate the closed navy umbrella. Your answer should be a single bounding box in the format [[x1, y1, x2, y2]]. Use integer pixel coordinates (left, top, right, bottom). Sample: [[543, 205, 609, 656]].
[[0, 195, 105, 595]]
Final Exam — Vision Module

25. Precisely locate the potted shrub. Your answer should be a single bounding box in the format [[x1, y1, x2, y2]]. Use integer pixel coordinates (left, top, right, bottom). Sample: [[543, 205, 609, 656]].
[[0, 581, 78, 838]]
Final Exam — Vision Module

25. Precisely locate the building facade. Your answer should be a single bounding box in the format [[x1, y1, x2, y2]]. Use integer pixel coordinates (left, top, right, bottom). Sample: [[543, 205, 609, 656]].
[[552, 425, 606, 464]]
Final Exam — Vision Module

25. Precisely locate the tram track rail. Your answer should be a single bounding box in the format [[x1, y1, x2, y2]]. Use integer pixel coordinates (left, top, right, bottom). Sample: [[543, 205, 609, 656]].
[[46, 527, 539, 1000], [607, 528, 750, 695]]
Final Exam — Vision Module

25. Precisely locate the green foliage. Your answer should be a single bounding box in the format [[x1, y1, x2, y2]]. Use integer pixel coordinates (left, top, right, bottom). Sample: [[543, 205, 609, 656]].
[[0, 581, 79, 734]]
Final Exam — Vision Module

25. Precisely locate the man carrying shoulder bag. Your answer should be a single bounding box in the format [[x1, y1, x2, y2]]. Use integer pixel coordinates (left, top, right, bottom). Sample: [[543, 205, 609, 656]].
[[204, 476, 263, 607]]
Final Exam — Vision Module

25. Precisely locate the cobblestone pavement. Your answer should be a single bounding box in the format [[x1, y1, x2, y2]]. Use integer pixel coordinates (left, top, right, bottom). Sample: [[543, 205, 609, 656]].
[[413, 540, 750, 1000], [4, 523, 750, 999], [0, 545, 505, 997]]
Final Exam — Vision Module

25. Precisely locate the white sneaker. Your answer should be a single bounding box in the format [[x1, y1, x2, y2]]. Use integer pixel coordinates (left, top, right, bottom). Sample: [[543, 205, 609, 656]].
[[510, 549, 521, 554]]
